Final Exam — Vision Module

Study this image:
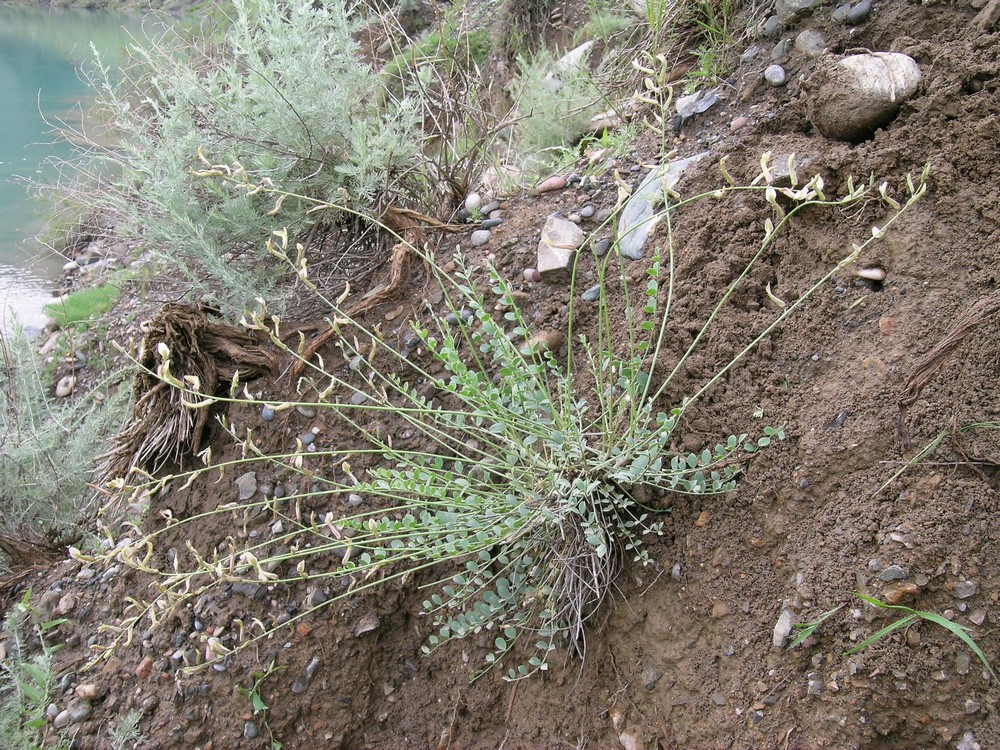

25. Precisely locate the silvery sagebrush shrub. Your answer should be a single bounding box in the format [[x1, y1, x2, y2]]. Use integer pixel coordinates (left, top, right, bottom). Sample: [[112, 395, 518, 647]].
[[64, 0, 421, 315]]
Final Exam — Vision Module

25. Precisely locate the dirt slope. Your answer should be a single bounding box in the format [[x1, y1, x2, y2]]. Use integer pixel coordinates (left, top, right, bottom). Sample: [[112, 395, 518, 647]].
[[10, 1, 1000, 748]]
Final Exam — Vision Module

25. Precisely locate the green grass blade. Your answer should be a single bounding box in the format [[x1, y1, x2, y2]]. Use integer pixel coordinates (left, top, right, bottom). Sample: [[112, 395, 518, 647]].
[[914, 611, 998, 681], [845, 613, 918, 655]]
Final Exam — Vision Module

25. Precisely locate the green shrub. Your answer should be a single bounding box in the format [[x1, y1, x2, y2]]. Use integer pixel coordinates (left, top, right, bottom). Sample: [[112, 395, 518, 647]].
[[43, 284, 119, 329], [512, 47, 605, 172], [68, 0, 422, 316], [0, 591, 66, 750], [0, 329, 130, 569]]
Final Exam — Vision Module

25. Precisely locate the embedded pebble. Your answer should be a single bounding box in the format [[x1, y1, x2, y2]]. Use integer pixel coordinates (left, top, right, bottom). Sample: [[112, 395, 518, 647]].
[[953, 580, 978, 599], [795, 30, 827, 57], [537, 175, 567, 193], [969, 609, 987, 626], [773, 608, 795, 648], [54, 709, 72, 729], [350, 392, 369, 406], [235, 472, 257, 500], [956, 731, 979, 750], [464, 192, 482, 212], [593, 238, 611, 257], [806, 671, 824, 696], [956, 651, 972, 675], [347, 493, 364, 507], [731, 116, 749, 132], [67, 698, 92, 723], [594, 207, 614, 224], [763, 15, 783, 36], [300, 432, 316, 446], [291, 655, 321, 694], [296, 405, 317, 418], [965, 698, 981, 715], [523, 268, 542, 282], [581, 284, 602, 302], [845, 0, 872, 24], [481, 218, 503, 229], [580, 205, 595, 219], [877, 564, 907, 582], [445, 309, 474, 325], [55, 375, 76, 398], [354, 613, 381, 637], [480, 200, 501, 215], [261, 406, 276, 422], [135, 656, 154, 679], [568, 213, 582, 223], [765, 64, 787, 87], [470, 229, 491, 247], [271, 520, 284, 535], [244, 721, 260, 740], [55, 593, 77, 616]]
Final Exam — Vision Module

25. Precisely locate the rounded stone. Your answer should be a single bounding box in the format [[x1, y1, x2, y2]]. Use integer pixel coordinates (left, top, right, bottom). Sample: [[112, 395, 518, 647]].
[[579, 205, 595, 218], [795, 29, 827, 57], [765, 64, 787, 87], [523, 268, 542, 282], [581, 284, 602, 302], [845, 0, 872, 24], [464, 192, 482, 212], [470, 229, 491, 247], [261, 406, 276, 422], [244, 721, 260, 740], [300, 432, 316, 446]]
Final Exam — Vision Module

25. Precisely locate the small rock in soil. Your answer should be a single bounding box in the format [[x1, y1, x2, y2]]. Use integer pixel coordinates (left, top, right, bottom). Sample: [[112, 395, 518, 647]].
[[523, 267, 542, 282], [481, 218, 503, 229], [235, 472, 257, 500], [845, 0, 872, 24], [764, 64, 787, 87], [244, 721, 260, 740], [580, 204, 595, 218], [55, 593, 77, 616], [75, 683, 105, 701], [297, 405, 317, 418], [762, 14, 783, 35], [956, 651, 972, 675], [642, 667, 662, 689], [581, 284, 602, 302], [135, 656, 154, 679], [776, 0, 818, 22], [969, 608, 987, 625], [481, 200, 501, 215], [261, 406, 276, 421], [67, 697, 92, 723], [773, 608, 795, 648], [291, 655, 322, 694], [537, 216, 585, 277], [464, 192, 482, 212], [300, 432, 316, 446], [953, 580, 977, 599], [877, 564, 907, 582], [731, 116, 749, 132], [956, 731, 980, 750], [53, 709, 72, 729], [470, 229, 492, 247], [354, 613, 380, 637], [965, 698, 981, 714], [807, 671, 824, 696], [593, 238, 611, 257], [795, 29, 827, 57], [521, 330, 565, 355], [55, 375, 76, 398], [350, 392, 369, 406], [537, 175, 567, 193]]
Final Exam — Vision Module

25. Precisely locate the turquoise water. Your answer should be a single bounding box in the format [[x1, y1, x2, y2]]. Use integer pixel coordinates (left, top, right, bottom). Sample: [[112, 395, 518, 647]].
[[0, 6, 143, 333]]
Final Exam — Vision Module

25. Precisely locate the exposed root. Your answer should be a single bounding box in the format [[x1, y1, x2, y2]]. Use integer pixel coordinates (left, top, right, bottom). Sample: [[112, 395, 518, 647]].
[[897, 290, 1000, 449], [101, 303, 278, 482]]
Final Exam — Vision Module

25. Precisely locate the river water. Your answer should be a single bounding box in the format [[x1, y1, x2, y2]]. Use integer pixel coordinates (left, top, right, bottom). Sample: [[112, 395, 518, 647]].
[[0, 6, 143, 333]]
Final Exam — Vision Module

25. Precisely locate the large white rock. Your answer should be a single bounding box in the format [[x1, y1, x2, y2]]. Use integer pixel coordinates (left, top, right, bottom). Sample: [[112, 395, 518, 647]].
[[807, 52, 921, 142]]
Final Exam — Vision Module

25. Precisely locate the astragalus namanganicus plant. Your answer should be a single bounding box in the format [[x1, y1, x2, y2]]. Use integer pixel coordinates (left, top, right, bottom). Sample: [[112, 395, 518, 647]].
[[81, 155, 928, 681]]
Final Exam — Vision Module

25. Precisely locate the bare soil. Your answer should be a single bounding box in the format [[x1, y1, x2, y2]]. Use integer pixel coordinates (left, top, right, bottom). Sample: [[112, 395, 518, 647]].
[[9, 1, 1000, 748]]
